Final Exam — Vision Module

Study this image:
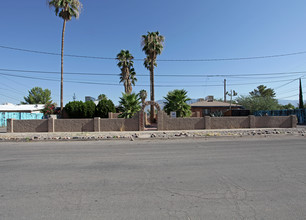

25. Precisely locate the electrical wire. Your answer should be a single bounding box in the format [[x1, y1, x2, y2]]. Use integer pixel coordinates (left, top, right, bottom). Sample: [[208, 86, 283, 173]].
[[0, 72, 303, 88], [1, 68, 306, 78], [2, 45, 306, 62]]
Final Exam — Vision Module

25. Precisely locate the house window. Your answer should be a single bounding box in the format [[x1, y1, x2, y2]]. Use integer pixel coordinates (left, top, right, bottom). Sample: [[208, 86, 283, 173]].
[[203, 109, 210, 115]]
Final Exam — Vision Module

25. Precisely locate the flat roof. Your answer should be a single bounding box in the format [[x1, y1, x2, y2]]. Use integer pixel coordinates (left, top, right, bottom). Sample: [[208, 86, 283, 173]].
[[0, 103, 45, 112]]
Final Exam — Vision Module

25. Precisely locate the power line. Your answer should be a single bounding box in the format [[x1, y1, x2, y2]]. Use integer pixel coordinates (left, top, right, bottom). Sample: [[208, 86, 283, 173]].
[[0, 72, 304, 88], [278, 91, 306, 100], [2, 45, 306, 62], [0, 93, 20, 102], [274, 78, 300, 90], [1, 68, 306, 78]]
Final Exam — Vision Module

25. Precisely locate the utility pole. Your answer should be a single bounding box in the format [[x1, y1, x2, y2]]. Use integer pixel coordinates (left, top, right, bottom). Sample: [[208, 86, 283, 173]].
[[224, 79, 227, 102]]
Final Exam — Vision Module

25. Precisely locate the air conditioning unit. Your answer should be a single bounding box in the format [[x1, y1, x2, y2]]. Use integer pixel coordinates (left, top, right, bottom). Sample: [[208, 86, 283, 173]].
[[206, 96, 214, 102]]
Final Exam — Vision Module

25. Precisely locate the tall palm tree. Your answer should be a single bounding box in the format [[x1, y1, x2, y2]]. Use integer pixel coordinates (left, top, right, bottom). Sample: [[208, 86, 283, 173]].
[[48, 0, 82, 111], [117, 50, 137, 94], [141, 31, 165, 122]]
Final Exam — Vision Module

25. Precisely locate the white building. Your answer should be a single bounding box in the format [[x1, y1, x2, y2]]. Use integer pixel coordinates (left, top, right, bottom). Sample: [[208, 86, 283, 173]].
[[0, 103, 45, 113]]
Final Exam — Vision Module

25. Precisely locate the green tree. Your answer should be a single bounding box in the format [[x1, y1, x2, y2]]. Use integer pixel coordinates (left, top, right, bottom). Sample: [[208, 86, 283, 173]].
[[279, 103, 296, 110], [299, 78, 304, 109], [236, 96, 279, 113], [139, 89, 147, 105], [250, 85, 276, 98], [141, 31, 165, 122], [22, 87, 52, 104], [118, 93, 141, 118], [48, 0, 82, 111], [97, 94, 108, 101], [163, 89, 192, 117], [116, 50, 137, 94], [237, 85, 279, 112], [95, 99, 116, 118]]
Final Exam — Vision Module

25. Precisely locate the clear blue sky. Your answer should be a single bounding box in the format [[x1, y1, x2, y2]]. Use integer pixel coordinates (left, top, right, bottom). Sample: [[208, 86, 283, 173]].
[[1, 0, 306, 106]]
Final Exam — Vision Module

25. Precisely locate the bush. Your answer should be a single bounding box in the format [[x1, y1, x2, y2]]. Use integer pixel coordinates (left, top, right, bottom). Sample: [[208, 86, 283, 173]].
[[84, 101, 96, 118], [95, 99, 116, 118], [41, 102, 56, 115], [118, 93, 141, 118], [64, 101, 85, 118]]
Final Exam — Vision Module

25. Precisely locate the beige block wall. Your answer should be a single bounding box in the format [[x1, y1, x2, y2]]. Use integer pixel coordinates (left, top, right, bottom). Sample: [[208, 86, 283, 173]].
[[54, 119, 94, 132], [255, 116, 294, 128], [13, 120, 48, 132], [100, 117, 139, 131], [160, 112, 205, 130], [211, 117, 249, 129], [6, 114, 296, 133]]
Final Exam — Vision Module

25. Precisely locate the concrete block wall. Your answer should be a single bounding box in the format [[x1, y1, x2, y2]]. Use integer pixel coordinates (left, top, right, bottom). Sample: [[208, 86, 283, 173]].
[[7, 113, 140, 133], [158, 111, 205, 130], [7, 113, 297, 133], [210, 117, 250, 129]]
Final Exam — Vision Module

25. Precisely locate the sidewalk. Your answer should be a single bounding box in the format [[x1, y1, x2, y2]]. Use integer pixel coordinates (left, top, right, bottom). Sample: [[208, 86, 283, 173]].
[[0, 127, 305, 142]]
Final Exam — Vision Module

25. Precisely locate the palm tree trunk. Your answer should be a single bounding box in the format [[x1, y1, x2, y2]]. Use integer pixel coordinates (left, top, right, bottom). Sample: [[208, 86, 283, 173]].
[[60, 19, 66, 112], [150, 63, 155, 123]]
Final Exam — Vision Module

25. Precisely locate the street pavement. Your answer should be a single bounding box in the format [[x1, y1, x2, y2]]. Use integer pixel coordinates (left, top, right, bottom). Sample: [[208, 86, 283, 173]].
[[0, 137, 306, 219]]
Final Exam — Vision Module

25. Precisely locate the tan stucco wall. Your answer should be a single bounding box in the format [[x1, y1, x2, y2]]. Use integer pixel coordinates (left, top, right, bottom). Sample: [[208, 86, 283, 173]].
[[255, 116, 295, 128], [13, 120, 48, 132], [54, 119, 94, 132], [7, 114, 296, 133], [159, 112, 205, 130], [100, 116, 138, 131], [211, 117, 249, 129]]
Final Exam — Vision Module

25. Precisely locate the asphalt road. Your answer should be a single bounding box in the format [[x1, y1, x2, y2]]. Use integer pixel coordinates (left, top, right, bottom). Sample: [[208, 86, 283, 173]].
[[0, 137, 306, 220]]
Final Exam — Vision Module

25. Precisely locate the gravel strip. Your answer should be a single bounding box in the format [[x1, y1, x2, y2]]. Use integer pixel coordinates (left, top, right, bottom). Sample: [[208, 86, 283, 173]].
[[0, 127, 305, 142]]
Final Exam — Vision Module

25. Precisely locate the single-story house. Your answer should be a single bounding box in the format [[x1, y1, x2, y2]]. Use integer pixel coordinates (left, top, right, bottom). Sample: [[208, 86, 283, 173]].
[[190, 97, 243, 117], [0, 103, 45, 127], [0, 103, 45, 113]]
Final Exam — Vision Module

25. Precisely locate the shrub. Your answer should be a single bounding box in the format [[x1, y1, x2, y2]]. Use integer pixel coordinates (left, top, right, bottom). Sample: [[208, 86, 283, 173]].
[[118, 93, 141, 118], [84, 101, 96, 118], [41, 102, 56, 115], [95, 99, 116, 118], [64, 101, 85, 118]]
